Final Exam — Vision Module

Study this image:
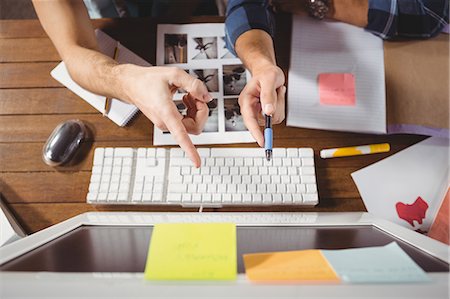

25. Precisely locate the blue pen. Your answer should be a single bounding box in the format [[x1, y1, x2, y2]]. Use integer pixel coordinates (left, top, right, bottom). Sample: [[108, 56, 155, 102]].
[[264, 114, 273, 161]]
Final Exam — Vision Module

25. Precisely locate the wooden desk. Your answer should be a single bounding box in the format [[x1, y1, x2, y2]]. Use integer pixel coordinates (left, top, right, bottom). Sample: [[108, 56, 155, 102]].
[[0, 17, 426, 234]]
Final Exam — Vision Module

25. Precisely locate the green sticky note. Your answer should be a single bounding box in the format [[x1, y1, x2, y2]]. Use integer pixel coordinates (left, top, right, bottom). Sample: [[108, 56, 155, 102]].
[[144, 223, 237, 280]]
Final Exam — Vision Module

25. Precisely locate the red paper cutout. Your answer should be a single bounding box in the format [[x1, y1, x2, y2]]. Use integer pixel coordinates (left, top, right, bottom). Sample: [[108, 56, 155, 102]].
[[396, 197, 429, 227]]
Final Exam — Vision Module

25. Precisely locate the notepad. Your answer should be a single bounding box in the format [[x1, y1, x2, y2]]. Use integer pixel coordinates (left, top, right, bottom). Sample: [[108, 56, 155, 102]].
[[243, 249, 340, 282], [144, 223, 237, 280], [322, 242, 430, 283], [287, 15, 386, 134], [51, 30, 150, 126]]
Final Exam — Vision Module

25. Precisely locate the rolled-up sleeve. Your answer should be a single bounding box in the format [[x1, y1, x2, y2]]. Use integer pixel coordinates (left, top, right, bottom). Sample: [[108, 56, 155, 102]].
[[366, 0, 449, 39], [225, 0, 275, 55]]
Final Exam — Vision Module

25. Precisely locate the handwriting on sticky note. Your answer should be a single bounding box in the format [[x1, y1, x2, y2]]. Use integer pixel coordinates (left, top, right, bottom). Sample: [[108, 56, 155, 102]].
[[318, 73, 356, 106], [243, 250, 340, 282], [144, 223, 237, 280], [322, 242, 430, 283]]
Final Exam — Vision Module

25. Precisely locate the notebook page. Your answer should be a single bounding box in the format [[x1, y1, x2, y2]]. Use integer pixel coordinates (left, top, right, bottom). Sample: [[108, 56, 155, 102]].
[[287, 16, 386, 134], [97, 30, 151, 125], [51, 30, 150, 126]]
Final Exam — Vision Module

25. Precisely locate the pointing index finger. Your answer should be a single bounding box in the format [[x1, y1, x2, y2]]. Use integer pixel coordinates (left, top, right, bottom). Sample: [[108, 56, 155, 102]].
[[163, 105, 201, 168]]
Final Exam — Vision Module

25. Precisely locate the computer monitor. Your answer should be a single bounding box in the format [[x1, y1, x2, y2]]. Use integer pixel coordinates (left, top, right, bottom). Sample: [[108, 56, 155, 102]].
[[1, 212, 449, 298]]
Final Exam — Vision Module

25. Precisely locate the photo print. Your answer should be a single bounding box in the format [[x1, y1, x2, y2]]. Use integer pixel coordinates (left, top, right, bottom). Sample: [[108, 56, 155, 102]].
[[191, 69, 219, 93], [164, 34, 187, 64], [203, 99, 219, 132], [192, 37, 218, 60], [162, 100, 187, 134], [224, 98, 247, 131], [223, 65, 246, 96], [219, 36, 235, 59], [155, 23, 255, 145]]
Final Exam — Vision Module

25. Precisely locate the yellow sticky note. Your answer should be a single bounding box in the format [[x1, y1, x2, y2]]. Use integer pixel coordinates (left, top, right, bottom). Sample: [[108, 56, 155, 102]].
[[144, 223, 237, 280], [243, 250, 340, 282]]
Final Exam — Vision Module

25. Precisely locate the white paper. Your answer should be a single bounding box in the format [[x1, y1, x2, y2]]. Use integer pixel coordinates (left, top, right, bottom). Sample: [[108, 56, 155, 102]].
[[287, 16, 386, 134], [351, 137, 449, 232], [51, 30, 150, 127], [154, 24, 254, 145], [1, 207, 20, 247]]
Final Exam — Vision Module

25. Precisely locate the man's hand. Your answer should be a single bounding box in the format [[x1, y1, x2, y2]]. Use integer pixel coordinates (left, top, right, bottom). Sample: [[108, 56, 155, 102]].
[[234, 29, 286, 147], [119, 65, 211, 167], [238, 63, 286, 147]]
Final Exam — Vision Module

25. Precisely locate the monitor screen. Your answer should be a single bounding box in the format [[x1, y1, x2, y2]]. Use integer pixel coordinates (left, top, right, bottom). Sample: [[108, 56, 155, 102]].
[[1, 225, 448, 273]]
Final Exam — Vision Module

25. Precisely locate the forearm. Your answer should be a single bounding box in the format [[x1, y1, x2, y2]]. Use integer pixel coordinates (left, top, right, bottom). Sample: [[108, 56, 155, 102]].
[[328, 0, 368, 27], [235, 29, 276, 74], [60, 45, 132, 103], [32, 0, 132, 103]]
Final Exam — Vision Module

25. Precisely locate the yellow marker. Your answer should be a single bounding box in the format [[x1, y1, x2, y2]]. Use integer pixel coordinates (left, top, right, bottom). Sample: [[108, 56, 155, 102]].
[[320, 143, 390, 159]]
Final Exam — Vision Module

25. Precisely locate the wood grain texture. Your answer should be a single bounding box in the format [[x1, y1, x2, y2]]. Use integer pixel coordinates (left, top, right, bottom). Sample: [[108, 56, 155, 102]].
[[0, 38, 60, 63], [0, 62, 61, 88], [0, 88, 96, 115], [0, 113, 153, 142]]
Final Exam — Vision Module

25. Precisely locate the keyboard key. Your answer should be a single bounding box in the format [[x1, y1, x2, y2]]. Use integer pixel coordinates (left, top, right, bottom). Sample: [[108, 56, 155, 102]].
[[156, 148, 166, 158], [153, 193, 163, 202], [142, 193, 152, 202], [302, 157, 315, 166], [132, 193, 142, 202], [117, 193, 128, 201], [223, 194, 232, 203], [301, 175, 316, 184], [272, 148, 286, 157], [87, 193, 97, 201], [114, 148, 133, 157], [137, 148, 146, 157], [170, 148, 184, 157], [299, 148, 314, 157], [306, 184, 317, 193], [104, 148, 114, 157], [182, 194, 192, 202], [287, 148, 298, 157], [167, 193, 182, 202], [232, 194, 242, 203], [197, 148, 210, 157], [303, 193, 318, 204], [93, 148, 104, 165]]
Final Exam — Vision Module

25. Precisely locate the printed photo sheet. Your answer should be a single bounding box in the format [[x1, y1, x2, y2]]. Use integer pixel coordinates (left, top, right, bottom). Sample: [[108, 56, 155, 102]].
[[154, 24, 254, 145]]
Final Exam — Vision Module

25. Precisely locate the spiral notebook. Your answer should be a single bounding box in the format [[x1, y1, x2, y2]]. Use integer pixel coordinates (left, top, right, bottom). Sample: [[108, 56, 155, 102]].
[[51, 30, 150, 126]]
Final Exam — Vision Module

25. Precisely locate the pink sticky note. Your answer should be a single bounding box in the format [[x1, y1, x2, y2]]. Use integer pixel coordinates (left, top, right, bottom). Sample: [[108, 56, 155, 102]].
[[318, 73, 356, 106]]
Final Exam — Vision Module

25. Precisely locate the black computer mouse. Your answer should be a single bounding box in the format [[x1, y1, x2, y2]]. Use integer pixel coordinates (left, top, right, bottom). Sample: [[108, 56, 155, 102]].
[[42, 120, 88, 166]]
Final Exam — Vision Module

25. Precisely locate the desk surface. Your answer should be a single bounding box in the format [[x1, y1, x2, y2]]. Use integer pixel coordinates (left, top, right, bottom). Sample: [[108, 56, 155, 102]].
[[0, 17, 427, 234]]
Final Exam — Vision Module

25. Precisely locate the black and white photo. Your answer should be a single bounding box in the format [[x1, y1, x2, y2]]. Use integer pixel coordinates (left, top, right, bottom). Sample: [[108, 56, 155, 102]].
[[164, 34, 187, 64], [224, 98, 247, 131], [192, 37, 218, 60], [223, 65, 246, 95], [191, 69, 219, 92]]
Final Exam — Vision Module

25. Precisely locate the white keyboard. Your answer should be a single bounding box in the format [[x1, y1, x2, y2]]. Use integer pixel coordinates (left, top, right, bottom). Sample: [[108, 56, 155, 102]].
[[87, 147, 319, 207]]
